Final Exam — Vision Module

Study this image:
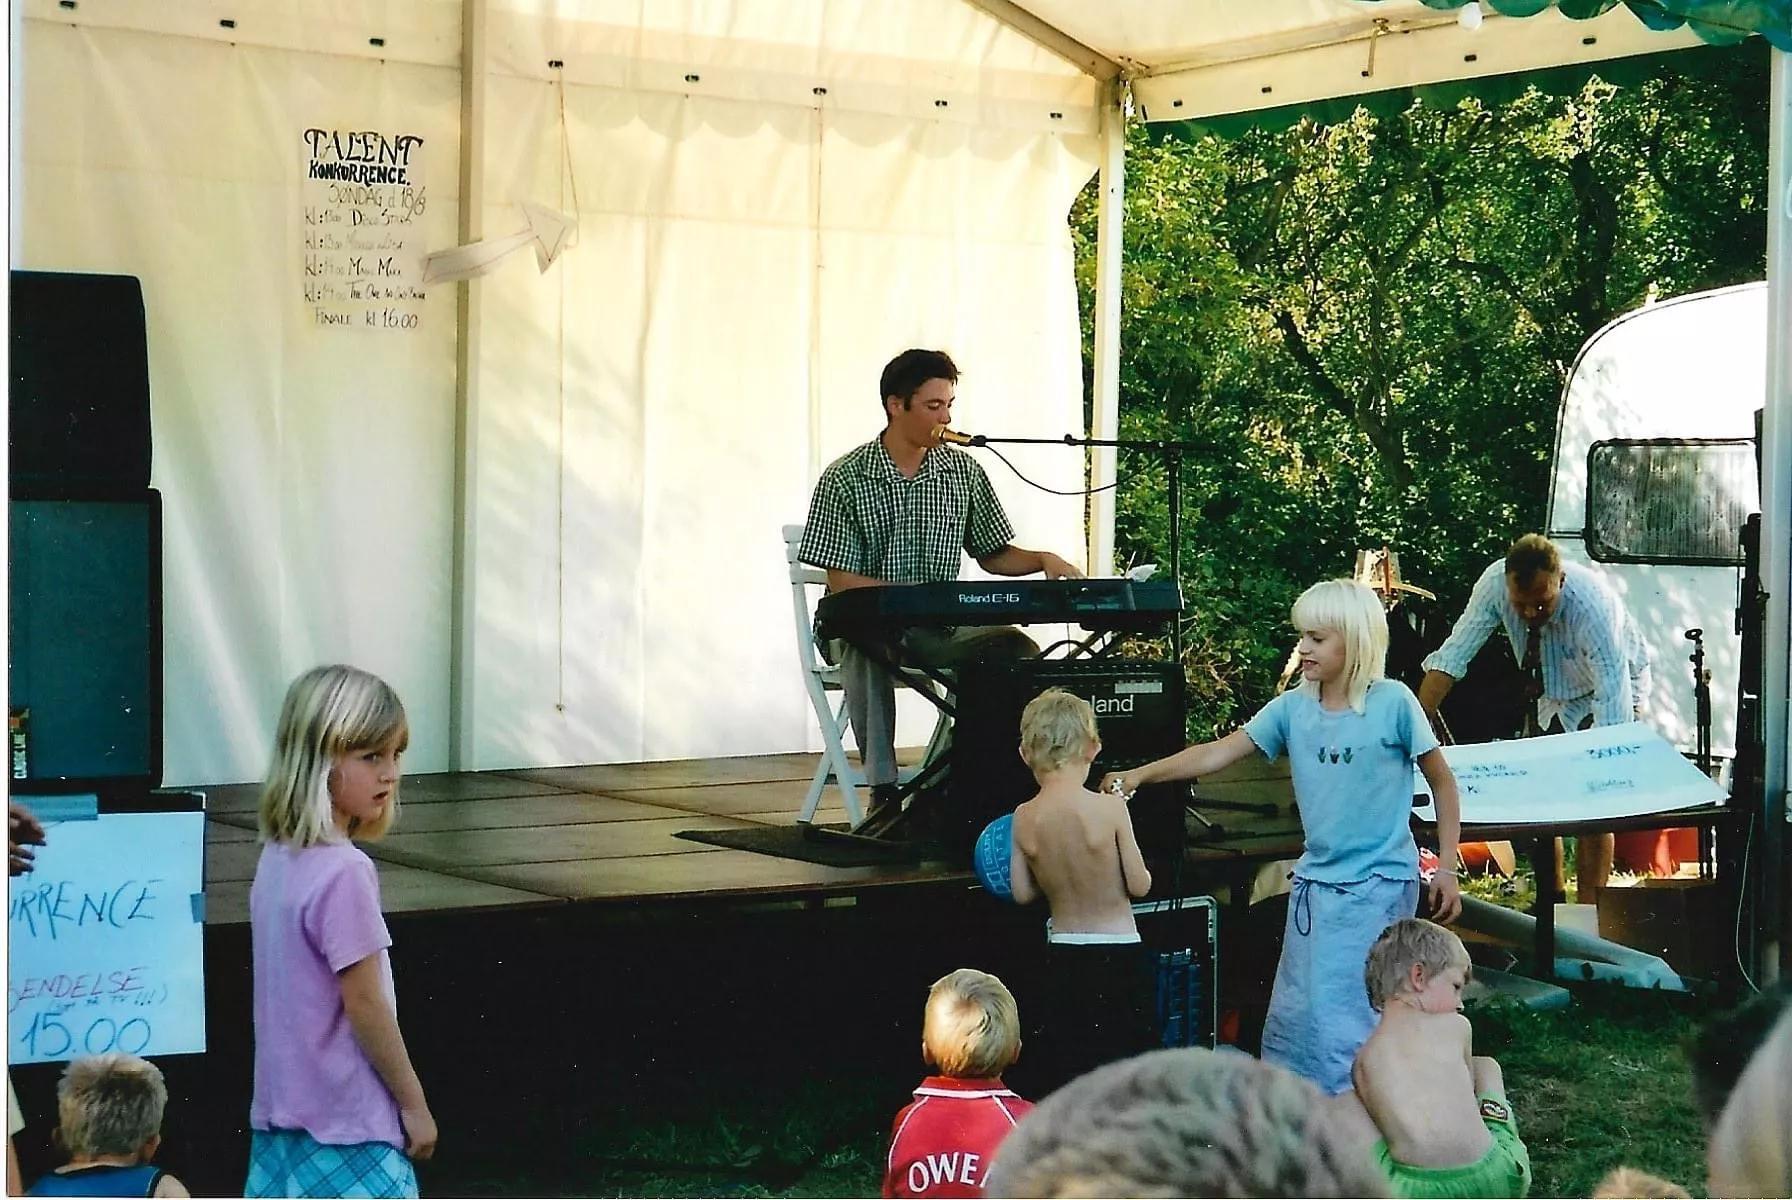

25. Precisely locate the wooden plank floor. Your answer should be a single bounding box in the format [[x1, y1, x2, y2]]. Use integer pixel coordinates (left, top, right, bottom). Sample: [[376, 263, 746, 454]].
[[199, 748, 970, 925]]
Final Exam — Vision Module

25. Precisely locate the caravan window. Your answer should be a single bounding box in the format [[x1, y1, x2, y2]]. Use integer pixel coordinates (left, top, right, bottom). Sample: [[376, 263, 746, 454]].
[[1585, 439, 1757, 566]]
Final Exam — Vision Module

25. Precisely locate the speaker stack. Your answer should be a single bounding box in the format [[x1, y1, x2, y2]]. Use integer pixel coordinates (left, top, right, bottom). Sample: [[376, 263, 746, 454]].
[[9, 271, 163, 795], [948, 658, 1188, 867]]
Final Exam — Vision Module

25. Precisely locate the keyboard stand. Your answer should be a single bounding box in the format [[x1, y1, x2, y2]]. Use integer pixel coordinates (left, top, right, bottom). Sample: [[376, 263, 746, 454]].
[[802, 749, 952, 853], [813, 620, 1160, 849], [807, 634, 957, 846], [800, 819, 924, 859]]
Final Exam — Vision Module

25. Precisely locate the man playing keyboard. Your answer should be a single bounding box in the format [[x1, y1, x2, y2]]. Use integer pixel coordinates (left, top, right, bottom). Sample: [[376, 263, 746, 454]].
[[798, 348, 1083, 820]]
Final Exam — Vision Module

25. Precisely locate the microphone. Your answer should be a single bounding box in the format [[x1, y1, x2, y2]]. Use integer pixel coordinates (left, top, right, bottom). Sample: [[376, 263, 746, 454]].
[[932, 425, 984, 446]]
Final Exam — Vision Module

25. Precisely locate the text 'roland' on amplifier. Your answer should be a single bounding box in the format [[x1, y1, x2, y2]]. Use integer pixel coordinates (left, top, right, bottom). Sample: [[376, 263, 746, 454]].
[[949, 658, 1186, 863]]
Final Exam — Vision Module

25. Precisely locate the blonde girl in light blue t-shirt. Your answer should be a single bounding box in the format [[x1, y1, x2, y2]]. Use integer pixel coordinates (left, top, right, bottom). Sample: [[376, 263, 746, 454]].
[[1103, 579, 1463, 1094]]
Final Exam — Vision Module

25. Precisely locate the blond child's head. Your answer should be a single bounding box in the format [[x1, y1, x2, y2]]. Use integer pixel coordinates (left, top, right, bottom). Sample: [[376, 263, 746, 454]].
[[55, 1054, 167, 1163], [260, 664, 409, 847], [984, 1048, 1389, 1197], [1708, 1007, 1792, 1197], [1290, 579, 1388, 714], [922, 968, 1021, 1079], [1019, 689, 1099, 778], [1364, 918, 1472, 1012], [1590, 1167, 1691, 1198]]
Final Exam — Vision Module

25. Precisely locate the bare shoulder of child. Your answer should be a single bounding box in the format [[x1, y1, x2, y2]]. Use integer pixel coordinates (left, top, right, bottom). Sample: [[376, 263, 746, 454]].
[[1074, 785, 1114, 842]]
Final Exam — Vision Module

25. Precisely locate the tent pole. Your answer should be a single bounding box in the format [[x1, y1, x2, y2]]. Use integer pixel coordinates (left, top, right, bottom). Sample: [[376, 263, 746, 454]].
[[448, 0, 488, 771], [1087, 80, 1127, 577], [956, 0, 1120, 81], [1761, 48, 1790, 980]]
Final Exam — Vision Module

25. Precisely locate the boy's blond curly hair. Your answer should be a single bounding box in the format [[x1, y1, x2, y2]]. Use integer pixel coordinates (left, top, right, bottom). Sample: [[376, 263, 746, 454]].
[[1363, 918, 1472, 1011], [922, 968, 1021, 1079], [985, 1048, 1389, 1197], [56, 1054, 167, 1159], [1018, 689, 1098, 775]]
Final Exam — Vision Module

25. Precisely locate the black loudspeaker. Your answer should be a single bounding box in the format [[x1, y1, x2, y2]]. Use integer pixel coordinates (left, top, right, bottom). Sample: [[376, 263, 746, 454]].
[[7, 493, 163, 792], [10, 271, 153, 493], [948, 659, 1187, 863]]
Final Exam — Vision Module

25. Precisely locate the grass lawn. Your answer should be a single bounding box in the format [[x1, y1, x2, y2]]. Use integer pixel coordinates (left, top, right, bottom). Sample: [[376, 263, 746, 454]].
[[430, 983, 1715, 1197], [1476, 988, 1709, 1196]]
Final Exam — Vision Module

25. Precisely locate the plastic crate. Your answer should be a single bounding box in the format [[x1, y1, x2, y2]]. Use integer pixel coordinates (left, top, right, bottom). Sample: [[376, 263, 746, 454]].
[[1133, 896, 1219, 1049]]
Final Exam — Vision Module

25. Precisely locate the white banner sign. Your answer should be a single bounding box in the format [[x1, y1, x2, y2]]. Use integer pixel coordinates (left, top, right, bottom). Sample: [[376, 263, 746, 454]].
[[8, 806, 207, 1063], [1413, 722, 1727, 825], [302, 128, 428, 332]]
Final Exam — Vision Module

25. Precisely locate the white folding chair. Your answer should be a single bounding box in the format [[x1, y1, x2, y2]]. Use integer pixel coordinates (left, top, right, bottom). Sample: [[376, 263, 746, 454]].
[[785, 524, 869, 825], [784, 525, 957, 828]]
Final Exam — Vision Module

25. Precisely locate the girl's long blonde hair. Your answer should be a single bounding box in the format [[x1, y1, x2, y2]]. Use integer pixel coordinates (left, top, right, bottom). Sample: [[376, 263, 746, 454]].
[[1291, 579, 1388, 714], [259, 664, 408, 847]]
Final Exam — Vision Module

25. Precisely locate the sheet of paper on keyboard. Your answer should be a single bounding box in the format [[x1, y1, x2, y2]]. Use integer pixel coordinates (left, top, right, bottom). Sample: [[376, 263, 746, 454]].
[[1410, 722, 1726, 825]]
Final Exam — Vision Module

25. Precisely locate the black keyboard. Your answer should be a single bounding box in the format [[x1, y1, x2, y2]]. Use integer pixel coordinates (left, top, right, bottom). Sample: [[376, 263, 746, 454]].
[[815, 578, 1182, 641]]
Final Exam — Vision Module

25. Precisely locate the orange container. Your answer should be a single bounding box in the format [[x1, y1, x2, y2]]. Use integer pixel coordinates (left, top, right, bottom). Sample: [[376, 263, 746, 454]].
[[1612, 827, 1700, 877]]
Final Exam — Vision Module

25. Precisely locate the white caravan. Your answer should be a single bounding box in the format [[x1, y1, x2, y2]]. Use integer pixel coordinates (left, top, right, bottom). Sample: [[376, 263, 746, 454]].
[[1546, 282, 1764, 761]]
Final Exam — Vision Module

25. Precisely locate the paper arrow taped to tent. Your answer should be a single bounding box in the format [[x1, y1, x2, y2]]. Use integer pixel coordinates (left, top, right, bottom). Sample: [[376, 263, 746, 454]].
[[422, 203, 575, 284]]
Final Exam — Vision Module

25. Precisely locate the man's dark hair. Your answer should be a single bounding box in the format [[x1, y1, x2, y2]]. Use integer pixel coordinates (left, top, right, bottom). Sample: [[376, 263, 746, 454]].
[[1504, 533, 1562, 586], [1689, 979, 1792, 1127], [880, 349, 958, 411]]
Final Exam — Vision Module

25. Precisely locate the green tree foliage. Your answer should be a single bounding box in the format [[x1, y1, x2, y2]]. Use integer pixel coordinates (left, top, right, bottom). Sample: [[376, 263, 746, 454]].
[[1076, 50, 1769, 734]]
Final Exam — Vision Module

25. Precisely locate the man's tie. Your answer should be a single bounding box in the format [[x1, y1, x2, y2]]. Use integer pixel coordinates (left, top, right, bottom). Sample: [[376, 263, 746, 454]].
[[1521, 624, 1544, 738]]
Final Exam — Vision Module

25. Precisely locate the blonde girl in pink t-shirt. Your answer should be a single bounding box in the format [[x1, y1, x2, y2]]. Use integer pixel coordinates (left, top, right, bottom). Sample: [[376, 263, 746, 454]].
[[245, 665, 436, 1199]]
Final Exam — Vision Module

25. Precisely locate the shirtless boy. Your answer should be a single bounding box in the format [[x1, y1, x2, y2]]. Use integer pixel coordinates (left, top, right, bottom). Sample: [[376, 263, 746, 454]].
[[1008, 688, 1155, 1091], [1347, 918, 1531, 1199]]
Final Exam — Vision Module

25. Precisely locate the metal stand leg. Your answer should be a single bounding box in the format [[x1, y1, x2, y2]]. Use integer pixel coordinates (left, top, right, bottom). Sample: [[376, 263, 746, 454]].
[[1529, 836, 1557, 977]]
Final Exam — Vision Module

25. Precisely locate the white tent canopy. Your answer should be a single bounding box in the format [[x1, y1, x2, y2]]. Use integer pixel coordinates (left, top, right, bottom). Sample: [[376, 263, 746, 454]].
[[980, 0, 1701, 117], [12, 0, 1784, 871]]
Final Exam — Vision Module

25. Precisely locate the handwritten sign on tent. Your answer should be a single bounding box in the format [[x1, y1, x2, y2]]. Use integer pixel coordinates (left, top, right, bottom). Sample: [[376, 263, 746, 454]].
[[1412, 722, 1727, 825], [302, 127, 428, 332], [7, 801, 206, 1064]]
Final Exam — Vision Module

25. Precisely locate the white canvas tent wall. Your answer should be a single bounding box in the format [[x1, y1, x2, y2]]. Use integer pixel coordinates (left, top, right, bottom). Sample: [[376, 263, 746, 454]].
[[14, 0, 1103, 784], [12, 1, 1788, 896]]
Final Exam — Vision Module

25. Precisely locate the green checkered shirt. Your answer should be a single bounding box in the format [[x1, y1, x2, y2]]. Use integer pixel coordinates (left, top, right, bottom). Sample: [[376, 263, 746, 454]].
[[798, 438, 1015, 583]]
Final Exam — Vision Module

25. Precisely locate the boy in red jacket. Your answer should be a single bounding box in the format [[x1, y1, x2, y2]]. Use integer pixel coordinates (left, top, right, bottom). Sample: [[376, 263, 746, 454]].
[[884, 969, 1034, 1198]]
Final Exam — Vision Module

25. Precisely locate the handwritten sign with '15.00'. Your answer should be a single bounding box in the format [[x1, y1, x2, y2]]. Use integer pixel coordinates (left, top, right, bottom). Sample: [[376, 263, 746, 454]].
[[7, 803, 206, 1064]]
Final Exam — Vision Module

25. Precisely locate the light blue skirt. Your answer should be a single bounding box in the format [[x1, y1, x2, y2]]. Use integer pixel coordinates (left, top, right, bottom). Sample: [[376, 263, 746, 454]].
[[245, 1128, 418, 1199], [1260, 873, 1419, 1095]]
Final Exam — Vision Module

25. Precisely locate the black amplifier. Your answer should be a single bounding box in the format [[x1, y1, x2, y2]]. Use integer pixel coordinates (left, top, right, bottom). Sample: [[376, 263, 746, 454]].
[[946, 659, 1186, 865]]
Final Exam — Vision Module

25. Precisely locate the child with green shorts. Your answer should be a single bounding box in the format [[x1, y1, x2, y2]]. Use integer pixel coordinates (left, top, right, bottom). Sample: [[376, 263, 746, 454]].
[[1345, 918, 1531, 1199]]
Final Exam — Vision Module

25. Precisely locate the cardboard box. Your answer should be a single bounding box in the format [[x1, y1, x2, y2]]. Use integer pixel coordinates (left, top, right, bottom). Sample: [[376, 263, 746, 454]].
[[1597, 877, 1727, 980]]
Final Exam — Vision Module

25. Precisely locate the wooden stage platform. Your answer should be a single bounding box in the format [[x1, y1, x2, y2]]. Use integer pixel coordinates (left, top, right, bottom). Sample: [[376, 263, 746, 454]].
[[196, 751, 1308, 927], [197, 746, 1739, 968]]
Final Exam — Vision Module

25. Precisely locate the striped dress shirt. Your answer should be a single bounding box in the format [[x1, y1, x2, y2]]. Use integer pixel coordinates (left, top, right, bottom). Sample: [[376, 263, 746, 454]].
[[1421, 559, 1651, 731]]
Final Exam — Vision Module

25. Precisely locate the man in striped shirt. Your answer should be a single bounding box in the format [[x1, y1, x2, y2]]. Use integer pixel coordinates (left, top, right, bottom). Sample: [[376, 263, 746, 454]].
[[1417, 533, 1650, 902], [798, 349, 1082, 814]]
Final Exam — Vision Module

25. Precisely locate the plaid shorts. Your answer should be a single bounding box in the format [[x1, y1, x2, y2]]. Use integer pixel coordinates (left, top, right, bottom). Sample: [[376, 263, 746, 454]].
[[245, 1128, 418, 1199]]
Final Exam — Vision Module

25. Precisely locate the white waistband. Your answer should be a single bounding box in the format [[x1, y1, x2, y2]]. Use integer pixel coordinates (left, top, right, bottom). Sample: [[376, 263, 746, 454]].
[[1047, 930, 1142, 945]]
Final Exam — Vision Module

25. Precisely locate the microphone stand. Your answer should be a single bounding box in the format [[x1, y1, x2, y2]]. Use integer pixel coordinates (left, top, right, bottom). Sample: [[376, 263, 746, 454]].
[[953, 432, 1215, 666], [1687, 626, 1714, 879]]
